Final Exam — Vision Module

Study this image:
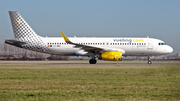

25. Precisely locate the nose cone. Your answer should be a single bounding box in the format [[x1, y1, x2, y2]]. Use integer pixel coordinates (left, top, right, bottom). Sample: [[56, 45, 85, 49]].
[[167, 46, 173, 53]]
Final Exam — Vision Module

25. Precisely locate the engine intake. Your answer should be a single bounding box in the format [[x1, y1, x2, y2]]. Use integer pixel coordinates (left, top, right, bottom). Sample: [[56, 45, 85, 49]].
[[98, 51, 122, 61]]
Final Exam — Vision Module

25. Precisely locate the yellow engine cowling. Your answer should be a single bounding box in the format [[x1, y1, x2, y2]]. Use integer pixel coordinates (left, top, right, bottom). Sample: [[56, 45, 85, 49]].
[[98, 51, 122, 61]]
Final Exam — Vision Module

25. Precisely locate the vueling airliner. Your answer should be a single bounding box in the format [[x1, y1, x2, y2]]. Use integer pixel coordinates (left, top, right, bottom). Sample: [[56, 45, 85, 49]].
[[5, 11, 173, 64]]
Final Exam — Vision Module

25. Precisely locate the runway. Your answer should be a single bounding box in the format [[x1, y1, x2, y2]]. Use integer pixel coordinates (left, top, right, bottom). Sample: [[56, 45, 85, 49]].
[[0, 60, 179, 65]]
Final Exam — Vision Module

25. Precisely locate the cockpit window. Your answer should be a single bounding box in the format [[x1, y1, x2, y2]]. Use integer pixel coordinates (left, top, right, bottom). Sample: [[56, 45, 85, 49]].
[[158, 43, 166, 45]]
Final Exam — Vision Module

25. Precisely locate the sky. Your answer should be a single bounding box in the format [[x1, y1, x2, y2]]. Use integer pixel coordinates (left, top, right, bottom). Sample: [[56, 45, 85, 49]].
[[0, 0, 180, 54]]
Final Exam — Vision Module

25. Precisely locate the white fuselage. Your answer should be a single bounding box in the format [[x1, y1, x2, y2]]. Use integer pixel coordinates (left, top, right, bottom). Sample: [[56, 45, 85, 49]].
[[41, 37, 173, 56]]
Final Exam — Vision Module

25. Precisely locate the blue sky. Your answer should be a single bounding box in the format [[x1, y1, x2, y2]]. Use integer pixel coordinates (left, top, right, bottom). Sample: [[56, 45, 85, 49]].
[[0, 0, 180, 54]]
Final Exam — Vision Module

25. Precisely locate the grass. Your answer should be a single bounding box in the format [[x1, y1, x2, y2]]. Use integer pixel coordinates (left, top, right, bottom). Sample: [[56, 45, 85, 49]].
[[0, 61, 180, 101]]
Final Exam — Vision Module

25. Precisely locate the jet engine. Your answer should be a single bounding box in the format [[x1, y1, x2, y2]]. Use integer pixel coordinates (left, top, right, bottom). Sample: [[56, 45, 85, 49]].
[[98, 51, 122, 61]]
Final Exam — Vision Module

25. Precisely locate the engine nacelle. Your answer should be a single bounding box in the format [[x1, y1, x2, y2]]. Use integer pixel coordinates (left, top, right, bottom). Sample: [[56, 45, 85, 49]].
[[98, 51, 122, 61]]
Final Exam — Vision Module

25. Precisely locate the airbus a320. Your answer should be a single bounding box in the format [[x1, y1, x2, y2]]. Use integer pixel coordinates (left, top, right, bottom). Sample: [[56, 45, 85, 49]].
[[5, 11, 173, 64]]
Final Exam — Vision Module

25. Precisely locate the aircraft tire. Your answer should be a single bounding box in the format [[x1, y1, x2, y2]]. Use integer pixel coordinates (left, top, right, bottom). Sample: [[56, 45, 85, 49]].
[[89, 59, 97, 64], [148, 61, 152, 65]]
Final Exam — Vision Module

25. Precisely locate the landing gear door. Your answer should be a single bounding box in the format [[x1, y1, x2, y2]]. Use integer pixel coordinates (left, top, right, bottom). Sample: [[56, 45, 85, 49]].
[[147, 39, 153, 49]]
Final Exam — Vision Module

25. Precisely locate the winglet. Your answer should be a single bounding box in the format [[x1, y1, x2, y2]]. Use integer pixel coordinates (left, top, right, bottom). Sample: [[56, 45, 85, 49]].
[[60, 31, 70, 42]]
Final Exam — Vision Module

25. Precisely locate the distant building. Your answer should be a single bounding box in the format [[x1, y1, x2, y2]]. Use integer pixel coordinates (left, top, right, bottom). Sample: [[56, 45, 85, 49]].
[[178, 53, 180, 57]]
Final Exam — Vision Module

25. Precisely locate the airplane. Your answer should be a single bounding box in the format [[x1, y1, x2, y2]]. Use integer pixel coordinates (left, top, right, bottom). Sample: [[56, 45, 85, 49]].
[[5, 11, 173, 64]]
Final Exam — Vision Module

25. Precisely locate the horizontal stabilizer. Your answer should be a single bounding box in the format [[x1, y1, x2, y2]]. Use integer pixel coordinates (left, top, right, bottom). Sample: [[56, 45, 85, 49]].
[[5, 39, 27, 48], [5, 39, 27, 44]]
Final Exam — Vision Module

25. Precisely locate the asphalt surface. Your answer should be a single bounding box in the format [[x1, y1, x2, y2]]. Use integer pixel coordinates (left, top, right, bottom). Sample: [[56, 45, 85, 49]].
[[0, 60, 179, 65]]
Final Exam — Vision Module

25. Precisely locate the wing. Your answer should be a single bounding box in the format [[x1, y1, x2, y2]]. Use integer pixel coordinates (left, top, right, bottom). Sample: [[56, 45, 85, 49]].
[[60, 31, 105, 53], [60, 31, 125, 54]]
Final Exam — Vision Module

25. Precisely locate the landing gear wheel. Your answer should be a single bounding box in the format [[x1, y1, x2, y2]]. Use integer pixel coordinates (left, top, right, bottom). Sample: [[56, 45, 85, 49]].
[[148, 61, 152, 65], [89, 59, 97, 64], [147, 56, 152, 65]]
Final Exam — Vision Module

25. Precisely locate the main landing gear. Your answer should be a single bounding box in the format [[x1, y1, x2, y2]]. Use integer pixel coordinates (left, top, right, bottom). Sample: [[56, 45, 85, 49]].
[[148, 56, 152, 65], [89, 58, 97, 64]]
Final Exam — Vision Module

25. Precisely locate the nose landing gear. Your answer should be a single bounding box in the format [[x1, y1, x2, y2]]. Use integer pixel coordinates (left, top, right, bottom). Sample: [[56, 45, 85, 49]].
[[148, 56, 152, 65]]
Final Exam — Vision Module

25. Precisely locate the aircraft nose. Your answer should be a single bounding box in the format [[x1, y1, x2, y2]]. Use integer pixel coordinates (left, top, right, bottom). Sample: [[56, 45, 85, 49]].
[[167, 46, 173, 53]]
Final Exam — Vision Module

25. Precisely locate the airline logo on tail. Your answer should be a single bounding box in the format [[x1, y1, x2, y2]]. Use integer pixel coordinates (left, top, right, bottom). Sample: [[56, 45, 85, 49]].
[[8, 11, 52, 54], [18, 20, 21, 23]]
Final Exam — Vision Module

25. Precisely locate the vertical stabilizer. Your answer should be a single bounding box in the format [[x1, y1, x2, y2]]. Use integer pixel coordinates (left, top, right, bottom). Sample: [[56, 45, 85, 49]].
[[9, 11, 39, 39], [8, 11, 51, 54]]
